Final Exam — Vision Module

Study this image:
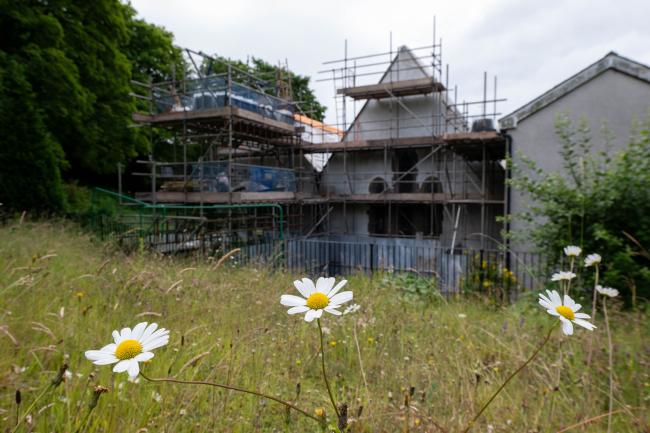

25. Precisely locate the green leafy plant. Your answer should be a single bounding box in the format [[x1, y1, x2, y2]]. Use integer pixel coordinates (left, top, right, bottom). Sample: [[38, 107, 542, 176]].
[[510, 113, 650, 303], [379, 271, 441, 302]]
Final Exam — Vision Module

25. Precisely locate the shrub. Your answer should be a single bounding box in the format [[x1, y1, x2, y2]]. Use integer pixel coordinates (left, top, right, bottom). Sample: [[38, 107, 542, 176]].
[[510, 113, 650, 304]]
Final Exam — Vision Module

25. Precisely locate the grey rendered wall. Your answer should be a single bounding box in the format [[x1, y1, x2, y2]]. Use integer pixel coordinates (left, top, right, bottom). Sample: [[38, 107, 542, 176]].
[[508, 69, 650, 250]]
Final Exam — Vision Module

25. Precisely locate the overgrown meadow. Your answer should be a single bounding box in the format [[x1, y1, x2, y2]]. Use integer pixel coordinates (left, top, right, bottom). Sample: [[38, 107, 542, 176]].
[[1, 222, 649, 432]]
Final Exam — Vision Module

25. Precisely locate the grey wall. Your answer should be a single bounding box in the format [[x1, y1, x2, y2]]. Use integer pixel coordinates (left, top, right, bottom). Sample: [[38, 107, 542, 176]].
[[506, 69, 650, 250]]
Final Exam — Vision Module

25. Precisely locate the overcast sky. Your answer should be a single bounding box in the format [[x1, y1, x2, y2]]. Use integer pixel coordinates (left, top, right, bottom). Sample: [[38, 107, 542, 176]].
[[130, 0, 650, 125]]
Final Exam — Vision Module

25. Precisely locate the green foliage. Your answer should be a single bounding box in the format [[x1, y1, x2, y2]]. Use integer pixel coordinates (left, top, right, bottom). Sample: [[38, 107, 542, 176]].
[[1, 222, 648, 432], [122, 4, 185, 85], [510, 113, 650, 302], [0, 51, 66, 212], [378, 271, 442, 302], [461, 254, 518, 303], [0, 0, 184, 211]]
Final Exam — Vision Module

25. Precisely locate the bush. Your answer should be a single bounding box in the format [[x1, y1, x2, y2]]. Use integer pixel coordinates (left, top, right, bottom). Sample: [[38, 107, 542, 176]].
[[510, 113, 650, 304]]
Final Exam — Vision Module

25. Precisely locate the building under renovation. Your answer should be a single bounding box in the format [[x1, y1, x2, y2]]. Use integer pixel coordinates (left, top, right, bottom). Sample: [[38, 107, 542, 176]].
[[107, 35, 529, 291]]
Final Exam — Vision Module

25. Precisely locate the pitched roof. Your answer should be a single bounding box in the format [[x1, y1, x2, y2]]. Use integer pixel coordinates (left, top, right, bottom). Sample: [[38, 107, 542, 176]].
[[342, 45, 431, 141], [499, 52, 650, 130]]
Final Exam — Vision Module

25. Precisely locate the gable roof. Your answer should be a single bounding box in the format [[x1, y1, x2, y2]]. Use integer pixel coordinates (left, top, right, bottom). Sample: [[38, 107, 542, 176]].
[[500, 52, 650, 130], [342, 45, 432, 141]]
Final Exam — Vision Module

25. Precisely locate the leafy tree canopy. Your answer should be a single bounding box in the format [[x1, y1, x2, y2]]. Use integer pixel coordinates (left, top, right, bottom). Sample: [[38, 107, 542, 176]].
[[0, 0, 185, 211], [0, 0, 327, 213]]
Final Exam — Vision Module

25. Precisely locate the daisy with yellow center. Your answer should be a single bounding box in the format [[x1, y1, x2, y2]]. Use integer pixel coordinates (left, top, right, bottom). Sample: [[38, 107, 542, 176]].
[[563, 245, 582, 257], [280, 277, 353, 322], [584, 253, 601, 267], [538, 290, 596, 335], [551, 271, 576, 282], [596, 285, 619, 298], [85, 322, 169, 378]]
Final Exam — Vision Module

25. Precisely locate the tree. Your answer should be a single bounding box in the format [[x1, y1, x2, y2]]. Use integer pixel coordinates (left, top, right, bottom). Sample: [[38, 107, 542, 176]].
[[0, 0, 185, 211], [0, 53, 66, 211], [510, 113, 650, 303]]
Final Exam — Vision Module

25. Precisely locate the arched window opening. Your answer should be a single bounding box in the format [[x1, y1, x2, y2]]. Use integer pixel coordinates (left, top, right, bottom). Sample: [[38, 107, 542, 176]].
[[369, 177, 388, 194]]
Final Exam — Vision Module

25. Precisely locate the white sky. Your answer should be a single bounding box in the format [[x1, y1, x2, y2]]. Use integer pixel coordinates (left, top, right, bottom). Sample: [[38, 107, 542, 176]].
[[130, 0, 650, 125]]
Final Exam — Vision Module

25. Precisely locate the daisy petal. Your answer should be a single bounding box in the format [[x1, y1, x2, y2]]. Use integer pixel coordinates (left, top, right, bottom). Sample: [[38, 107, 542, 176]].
[[573, 319, 596, 330], [549, 290, 562, 306], [546, 309, 559, 316], [85, 351, 118, 365], [113, 360, 130, 373], [281, 294, 308, 307], [131, 322, 148, 341], [287, 305, 310, 315], [127, 360, 140, 378], [135, 352, 154, 362], [325, 306, 342, 316], [329, 291, 353, 306], [119, 327, 132, 341], [112, 330, 122, 344], [293, 280, 311, 298], [563, 295, 575, 308], [142, 336, 169, 352], [316, 277, 335, 295], [140, 323, 159, 342], [327, 279, 348, 297], [143, 328, 169, 344], [93, 356, 119, 365], [560, 317, 573, 335], [301, 278, 316, 296], [574, 312, 590, 319], [304, 309, 323, 322], [539, 299, 553, 309], [100, 343, 116, 353]]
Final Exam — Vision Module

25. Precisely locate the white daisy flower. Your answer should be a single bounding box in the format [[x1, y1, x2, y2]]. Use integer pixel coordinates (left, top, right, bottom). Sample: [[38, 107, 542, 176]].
[[596, 285, 619, 298], [85, 322, 170, 378], [551, 271, 576, 282], [538, 290, 596, 335], [343, 304, 361, 315], [563, 246, 582, 257], [280, 277, 353, 322], [584, 253, 601, 267]]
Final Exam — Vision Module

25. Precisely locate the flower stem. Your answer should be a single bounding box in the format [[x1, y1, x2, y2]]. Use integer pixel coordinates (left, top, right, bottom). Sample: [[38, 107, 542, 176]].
[[565, 257, 575, 295], [603, 299, 614, 433], [317, 318, 341, 420], [11, 385, 51, 433], [461, 324, 556, 433], [591, 266, 599, 322], [139, 372, 321, 423], [586, 266, 599, 369], [11, 364, 67, 433]]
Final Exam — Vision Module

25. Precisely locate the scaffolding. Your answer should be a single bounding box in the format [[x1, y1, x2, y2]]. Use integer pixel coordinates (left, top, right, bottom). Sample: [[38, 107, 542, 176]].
[[128, 48, 327, 242], [116, 27, 515, 287], [306, 28, 507, 251]]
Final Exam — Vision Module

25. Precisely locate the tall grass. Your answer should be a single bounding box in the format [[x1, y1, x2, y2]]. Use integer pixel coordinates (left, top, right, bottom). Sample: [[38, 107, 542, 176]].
[[0, 221, 648, 432]]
